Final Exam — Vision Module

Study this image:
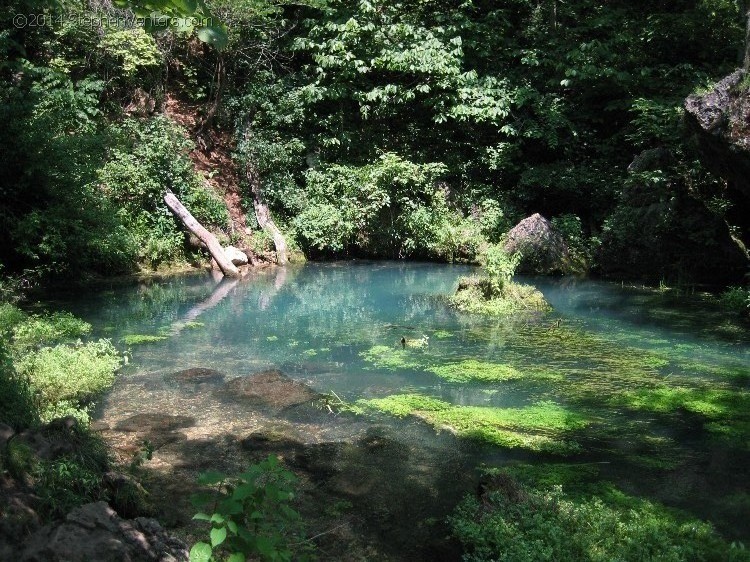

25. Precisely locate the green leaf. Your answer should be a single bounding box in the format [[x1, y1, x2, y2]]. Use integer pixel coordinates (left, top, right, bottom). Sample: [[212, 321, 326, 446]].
[[232, 483, 256, 501], [198, 470, 226, 485], [226, 520, 239, 534], [210, 526, 227, 547], [210, 513, 225, 524], [192, 512, 212, 521], [196, 25, 229, 50], [169, 0, 198, 15], [189, 542, 212, 562], [227, 554, 246, 562]]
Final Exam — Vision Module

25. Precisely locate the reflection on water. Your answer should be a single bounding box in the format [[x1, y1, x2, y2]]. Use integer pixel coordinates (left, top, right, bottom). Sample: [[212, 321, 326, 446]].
[[52, 262, 749, 540]]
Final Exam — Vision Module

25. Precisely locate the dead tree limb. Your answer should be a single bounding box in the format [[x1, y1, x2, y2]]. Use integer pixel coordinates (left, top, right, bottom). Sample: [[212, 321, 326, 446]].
[[246, 164, 288, 265], [164, 190, 240, 277]]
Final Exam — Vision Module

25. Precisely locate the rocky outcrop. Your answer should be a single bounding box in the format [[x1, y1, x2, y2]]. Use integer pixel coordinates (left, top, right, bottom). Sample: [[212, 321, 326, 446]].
[[20, 501, 188, 562], [503, 213, 584, 275], [685, 70, 750, 255]]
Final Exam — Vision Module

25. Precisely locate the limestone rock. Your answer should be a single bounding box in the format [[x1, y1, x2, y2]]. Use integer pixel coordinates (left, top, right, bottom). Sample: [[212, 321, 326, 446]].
[[224, 245, 249, 266], [504, 213, 582, 275], [685, 69, 750, 256], [20, 501, 188, 562], [215, 369, 320, 410]]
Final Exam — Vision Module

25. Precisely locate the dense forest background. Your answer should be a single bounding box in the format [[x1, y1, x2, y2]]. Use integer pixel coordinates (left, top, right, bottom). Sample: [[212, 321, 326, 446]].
[[1, 0, 749, 286]]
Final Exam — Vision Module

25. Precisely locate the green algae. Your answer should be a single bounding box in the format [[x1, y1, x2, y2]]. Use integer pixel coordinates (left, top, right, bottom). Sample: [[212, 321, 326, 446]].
[[431, 330, 453, 339], [266, 335, 278, 341], [359, 394, 587, 454], [122, 334, 168, 345], [614, 386, 750, 419], [359, 345, 423, 371], [182, 321, 204, 329], [426, 360, 564, 383]]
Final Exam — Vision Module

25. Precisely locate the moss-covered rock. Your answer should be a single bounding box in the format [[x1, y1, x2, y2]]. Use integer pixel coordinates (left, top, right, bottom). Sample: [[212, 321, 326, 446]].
[[450, 276, 551, 316]]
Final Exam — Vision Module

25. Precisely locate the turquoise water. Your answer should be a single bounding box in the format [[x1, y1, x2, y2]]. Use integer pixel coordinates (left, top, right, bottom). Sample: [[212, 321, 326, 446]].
[[52, 262, 749, 539]]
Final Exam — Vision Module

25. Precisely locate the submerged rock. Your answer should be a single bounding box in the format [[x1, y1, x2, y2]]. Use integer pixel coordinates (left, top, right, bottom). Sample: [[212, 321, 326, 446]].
[[115, 414, 195, 433], [20, 501, 188, 562], [504, 213, 584, 275], [163, 367, 225, 386], [215, 369, 321, 410]]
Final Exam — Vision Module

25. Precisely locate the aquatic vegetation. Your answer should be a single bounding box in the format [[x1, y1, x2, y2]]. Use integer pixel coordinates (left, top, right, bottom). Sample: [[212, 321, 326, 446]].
[[360, 394, 587, 454], [432, 330, 453, 339], [449, 472, 746, 562], [266, 335, 279, 341], [427, 360, 525, 382], [359, 345, 424, 371], [614, 386, 750, 419], [182, 321, 204, 329], [303, 348, 318, 357], [121, 334, 168, 345]]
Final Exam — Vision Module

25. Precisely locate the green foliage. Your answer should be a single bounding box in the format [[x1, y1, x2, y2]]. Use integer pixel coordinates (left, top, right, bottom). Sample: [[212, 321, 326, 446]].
[[17, 339, 121, 423], [99, 116, 228, 268], [0, 340, 38, 429], [292, 153, 481, 259], [481, 244, 520, 293], [720, 287, 750, 317], [449, 474, 747, 562], [189, 455, 314, 562], [33, 427, 111, 518]]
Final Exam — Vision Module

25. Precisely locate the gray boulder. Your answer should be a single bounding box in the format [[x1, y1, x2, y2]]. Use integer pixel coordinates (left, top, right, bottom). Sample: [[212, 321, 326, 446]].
[[20, 501, 188, 562], [503, 213, 584, 275], [224, 245, 249, 266]]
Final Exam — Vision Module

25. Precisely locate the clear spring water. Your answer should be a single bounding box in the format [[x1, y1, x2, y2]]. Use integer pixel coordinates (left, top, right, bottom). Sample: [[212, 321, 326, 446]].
[[49, 262, 750, 539]]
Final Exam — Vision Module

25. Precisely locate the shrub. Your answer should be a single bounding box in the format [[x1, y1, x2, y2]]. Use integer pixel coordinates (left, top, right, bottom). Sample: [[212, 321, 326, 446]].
[[190, 455, 314, 562], [0, 340, 38, 429], [450, 474, 747, 562], [18, 339, 121, 423], [720, 287, 750, 318]]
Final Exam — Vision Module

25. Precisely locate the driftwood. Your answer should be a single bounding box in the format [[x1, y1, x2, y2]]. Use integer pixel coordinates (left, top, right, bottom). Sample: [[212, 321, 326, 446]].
[[163, 190, 240, 277], [246, 164, 288, 265]]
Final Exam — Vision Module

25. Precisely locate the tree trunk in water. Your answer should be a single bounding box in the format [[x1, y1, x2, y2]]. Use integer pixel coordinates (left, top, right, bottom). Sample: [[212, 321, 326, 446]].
[[163, 190, 240, 277], [246, 165, 288, 265]]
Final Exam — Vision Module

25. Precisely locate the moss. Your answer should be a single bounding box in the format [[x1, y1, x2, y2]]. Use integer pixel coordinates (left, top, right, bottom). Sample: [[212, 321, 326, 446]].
[[450, 276, 551, 316], [122, 334, 168, 345], [360, 394, 587, 454]]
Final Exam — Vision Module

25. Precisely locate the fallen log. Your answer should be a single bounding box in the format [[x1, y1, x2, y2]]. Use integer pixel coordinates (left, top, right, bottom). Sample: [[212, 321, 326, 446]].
[[163, 190, 240, 277]]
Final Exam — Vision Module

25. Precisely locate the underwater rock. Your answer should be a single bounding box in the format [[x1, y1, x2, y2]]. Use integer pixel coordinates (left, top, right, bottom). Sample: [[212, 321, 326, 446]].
[[504, 213, 583, 275], [215, 369, 321, 410], [19, 501, 188, 562], [115, 413, 195, 433], [163, 367, 225, 386]]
